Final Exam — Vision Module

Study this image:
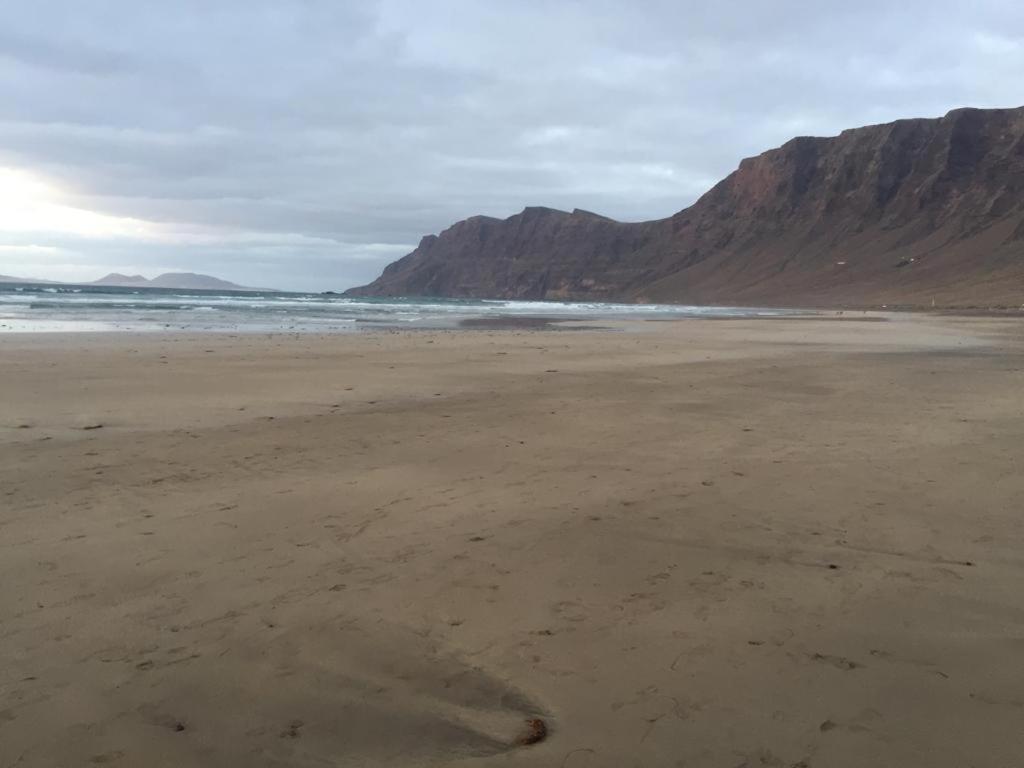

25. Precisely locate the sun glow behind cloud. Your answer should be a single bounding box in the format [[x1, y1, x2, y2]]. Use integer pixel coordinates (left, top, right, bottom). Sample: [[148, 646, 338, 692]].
[[0, 167, 155, 239], [0, 166, 407, 287]]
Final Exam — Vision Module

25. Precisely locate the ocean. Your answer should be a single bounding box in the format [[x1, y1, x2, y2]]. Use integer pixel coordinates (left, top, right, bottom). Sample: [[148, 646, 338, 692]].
[[0, 282, 799, 333]]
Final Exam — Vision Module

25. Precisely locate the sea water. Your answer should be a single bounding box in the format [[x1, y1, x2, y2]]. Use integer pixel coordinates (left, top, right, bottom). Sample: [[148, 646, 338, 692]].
[[0, 282, 800, 333]]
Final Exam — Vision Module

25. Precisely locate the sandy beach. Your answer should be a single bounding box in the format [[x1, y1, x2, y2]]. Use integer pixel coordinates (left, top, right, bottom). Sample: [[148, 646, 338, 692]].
[[2, 314, 1024, 768]]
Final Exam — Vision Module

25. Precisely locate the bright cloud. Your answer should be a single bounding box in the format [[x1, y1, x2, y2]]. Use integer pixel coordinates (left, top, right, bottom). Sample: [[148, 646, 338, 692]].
[[0, 167, 153, 238]]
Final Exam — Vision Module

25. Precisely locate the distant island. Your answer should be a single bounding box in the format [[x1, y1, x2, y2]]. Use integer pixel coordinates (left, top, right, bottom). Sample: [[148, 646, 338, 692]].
[[91, 272, 265, 290], [0, 272, 270, 291]]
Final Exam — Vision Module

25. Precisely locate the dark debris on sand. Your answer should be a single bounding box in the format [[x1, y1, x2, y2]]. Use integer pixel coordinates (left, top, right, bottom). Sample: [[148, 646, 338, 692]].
[[517, 718, 548, 746]]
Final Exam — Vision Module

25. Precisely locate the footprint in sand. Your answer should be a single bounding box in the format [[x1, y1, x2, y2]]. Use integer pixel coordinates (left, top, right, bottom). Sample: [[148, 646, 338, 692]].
[[809, 652, 862, 670]]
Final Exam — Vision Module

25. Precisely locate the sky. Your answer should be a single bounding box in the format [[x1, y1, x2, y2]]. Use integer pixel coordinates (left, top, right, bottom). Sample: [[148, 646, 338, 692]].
[[0, 1, 1021, 291]]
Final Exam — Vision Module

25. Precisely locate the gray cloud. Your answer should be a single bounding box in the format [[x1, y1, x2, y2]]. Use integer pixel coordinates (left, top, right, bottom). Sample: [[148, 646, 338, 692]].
[[0, 0, 1021, 290]]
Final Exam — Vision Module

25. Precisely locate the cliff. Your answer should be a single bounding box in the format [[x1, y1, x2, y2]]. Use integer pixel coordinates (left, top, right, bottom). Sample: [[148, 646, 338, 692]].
[[348, 107, 1024, 307]]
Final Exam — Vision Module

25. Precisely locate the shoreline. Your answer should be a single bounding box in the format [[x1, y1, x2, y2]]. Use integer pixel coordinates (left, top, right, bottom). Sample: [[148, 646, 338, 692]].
[[0, 309, 915, 338], [3, 306, 1020, 339]]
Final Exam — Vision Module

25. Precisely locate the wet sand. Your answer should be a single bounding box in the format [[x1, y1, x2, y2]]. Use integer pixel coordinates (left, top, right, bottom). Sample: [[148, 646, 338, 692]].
[[2, 314, 1024, 767]]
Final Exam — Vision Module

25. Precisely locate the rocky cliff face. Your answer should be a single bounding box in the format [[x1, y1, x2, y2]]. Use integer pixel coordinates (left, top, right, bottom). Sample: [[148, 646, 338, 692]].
[[359, 208, 663, 301], [348, 107, 1024, 307]]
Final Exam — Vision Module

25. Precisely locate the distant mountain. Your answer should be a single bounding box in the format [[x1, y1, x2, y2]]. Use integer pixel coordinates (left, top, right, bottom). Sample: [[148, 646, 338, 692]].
[[92, 273, 149, 286], [0, 271, 268, 291], [91, 272, 259, 290], [348, 106, 1024, 308]]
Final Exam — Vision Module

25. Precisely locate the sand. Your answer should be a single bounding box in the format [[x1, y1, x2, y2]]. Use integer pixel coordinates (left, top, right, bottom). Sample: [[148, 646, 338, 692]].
[[2, 314, 1023, 767]]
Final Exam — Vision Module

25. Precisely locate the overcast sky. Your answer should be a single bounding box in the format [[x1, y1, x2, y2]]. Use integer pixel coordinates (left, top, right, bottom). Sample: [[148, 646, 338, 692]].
[[0, 1, 1021, 291]]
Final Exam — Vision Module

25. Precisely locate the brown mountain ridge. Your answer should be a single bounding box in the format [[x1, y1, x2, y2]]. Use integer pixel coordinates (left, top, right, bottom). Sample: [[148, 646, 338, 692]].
[[348, 106, 1024, 307]]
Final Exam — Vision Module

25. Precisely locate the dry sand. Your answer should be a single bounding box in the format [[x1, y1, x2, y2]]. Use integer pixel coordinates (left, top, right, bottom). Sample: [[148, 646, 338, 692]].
[[2, 314, 1023, 767]]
